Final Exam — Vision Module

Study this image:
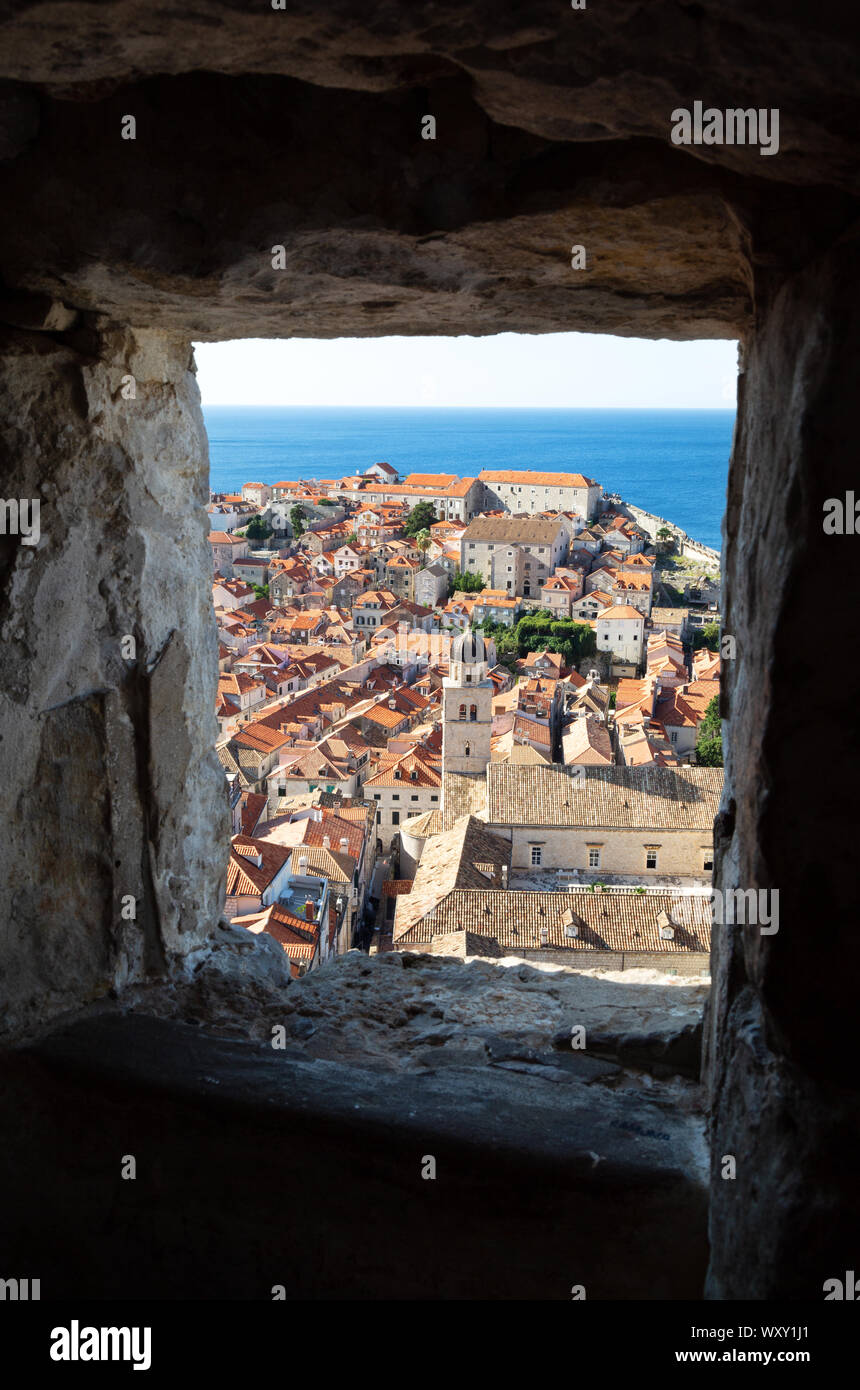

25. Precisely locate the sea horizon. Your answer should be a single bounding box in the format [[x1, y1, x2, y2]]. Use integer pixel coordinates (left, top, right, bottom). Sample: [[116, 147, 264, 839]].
[[203, 405, 734, 552]]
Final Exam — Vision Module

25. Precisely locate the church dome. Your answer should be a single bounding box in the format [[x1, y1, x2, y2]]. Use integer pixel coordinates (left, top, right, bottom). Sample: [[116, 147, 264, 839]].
[[450, 629, 488, 666]]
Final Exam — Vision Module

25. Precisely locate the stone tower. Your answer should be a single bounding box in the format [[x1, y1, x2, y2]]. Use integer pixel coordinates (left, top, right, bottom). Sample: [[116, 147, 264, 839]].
[[442, 630, 496, 775]]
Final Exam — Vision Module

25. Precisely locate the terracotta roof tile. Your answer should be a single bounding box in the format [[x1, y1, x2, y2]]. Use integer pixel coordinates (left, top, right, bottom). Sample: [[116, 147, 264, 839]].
[[395, 888, 711, 954], [479, 469, 597, 488], [226, 835, 290, 896], [486, 763, 722, 829]]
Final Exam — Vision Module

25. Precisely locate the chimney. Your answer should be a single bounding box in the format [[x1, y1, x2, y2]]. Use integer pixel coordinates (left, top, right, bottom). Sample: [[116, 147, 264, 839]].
[[501, 864, 509, 889], [323, 834, 331, 849], [314, 807, 323, 822], [304, 899, 315, 921], [339, 836, 349, 854], [297, 852, 308, 875]]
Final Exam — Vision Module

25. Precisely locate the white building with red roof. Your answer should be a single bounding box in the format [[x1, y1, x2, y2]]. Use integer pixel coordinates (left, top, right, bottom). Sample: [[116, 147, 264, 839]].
[[596, 604, 646, 666]]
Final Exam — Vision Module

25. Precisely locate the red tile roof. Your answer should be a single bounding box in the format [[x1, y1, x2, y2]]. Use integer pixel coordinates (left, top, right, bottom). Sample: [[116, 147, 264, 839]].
[[226, 836, 290, 896], [479, 469, 597, 488]]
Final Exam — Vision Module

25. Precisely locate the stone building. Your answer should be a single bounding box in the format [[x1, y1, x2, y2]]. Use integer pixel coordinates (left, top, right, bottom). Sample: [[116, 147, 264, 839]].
[[394, 866, 712, 968], [479, 470, 602, 519], [441, 629, 496, 776], [489, 542, 526, 594], [596, 604, 646, 666], [363, 747, 442, 850], [459, 516, 568, 596], [482, 763, 720, 876], [413, 561, 450, 609], [352, 473, 483, 523], [408, 759, 719, 879]]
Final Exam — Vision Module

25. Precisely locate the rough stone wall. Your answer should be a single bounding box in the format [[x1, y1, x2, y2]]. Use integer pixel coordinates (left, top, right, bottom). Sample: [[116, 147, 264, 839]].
[[703, 236, 860, 1297], [0, 321, 228, 1038], [0, 3, 855, 345]]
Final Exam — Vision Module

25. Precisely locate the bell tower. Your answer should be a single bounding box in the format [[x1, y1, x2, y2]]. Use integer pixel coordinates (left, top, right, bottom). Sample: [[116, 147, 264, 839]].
[[442, 631, 495, 775]]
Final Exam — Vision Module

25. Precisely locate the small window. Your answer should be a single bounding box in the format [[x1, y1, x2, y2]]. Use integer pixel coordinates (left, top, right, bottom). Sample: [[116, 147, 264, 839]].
[[469, 704, 477, 721], [646, 850, 658, 869], [431, 795, 439, 803], [703, 855, 714, 871], [464, 744, 471, 757], [392, 794, 399, 801], [391, 811, 400, 826], [531, 846, 542, 866], [459, 703, 466, 720], [588, 849, 600, 869], [411, 794, 419, 801], [373, 793, 380, 801]]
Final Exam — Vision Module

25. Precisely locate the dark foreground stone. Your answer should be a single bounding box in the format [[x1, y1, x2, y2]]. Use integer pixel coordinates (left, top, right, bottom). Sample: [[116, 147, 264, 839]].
[[0, 1010, 708, 1300]]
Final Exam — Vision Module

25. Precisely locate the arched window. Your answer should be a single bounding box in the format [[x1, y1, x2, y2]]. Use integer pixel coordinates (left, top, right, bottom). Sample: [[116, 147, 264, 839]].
[[465, 744, 471, 757], [469, 704, 477, 721], [458, 703, 466, 721]]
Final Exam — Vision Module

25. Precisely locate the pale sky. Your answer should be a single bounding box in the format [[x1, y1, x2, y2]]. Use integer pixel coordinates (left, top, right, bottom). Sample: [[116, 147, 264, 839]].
[[194, 333, 738, 409]]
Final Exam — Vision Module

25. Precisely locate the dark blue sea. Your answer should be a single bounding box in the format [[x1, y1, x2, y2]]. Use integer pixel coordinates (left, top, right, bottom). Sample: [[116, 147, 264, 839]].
[[202, 407, 734, 552]]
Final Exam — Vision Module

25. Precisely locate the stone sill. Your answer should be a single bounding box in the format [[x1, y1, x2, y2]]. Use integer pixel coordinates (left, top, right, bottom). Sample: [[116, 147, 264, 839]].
[[1, 1007, 709, 1299]]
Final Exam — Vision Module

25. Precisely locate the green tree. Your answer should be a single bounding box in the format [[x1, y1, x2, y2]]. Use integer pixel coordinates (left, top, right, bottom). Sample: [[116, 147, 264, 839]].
[[452, 569, 484, 593], [692, 621, 720, 653], [290, 504, 307, 538], [492, 626, 520, 674], [514, 615, 594, 661], [345, 532, 358, 546], [414, 528, 432, 556], [244, 515, 273, 542], [252, 583, 270, 599], [695, 695, 723, 766], [404, 501, 438, 536], [656, 525, 676, 554]]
